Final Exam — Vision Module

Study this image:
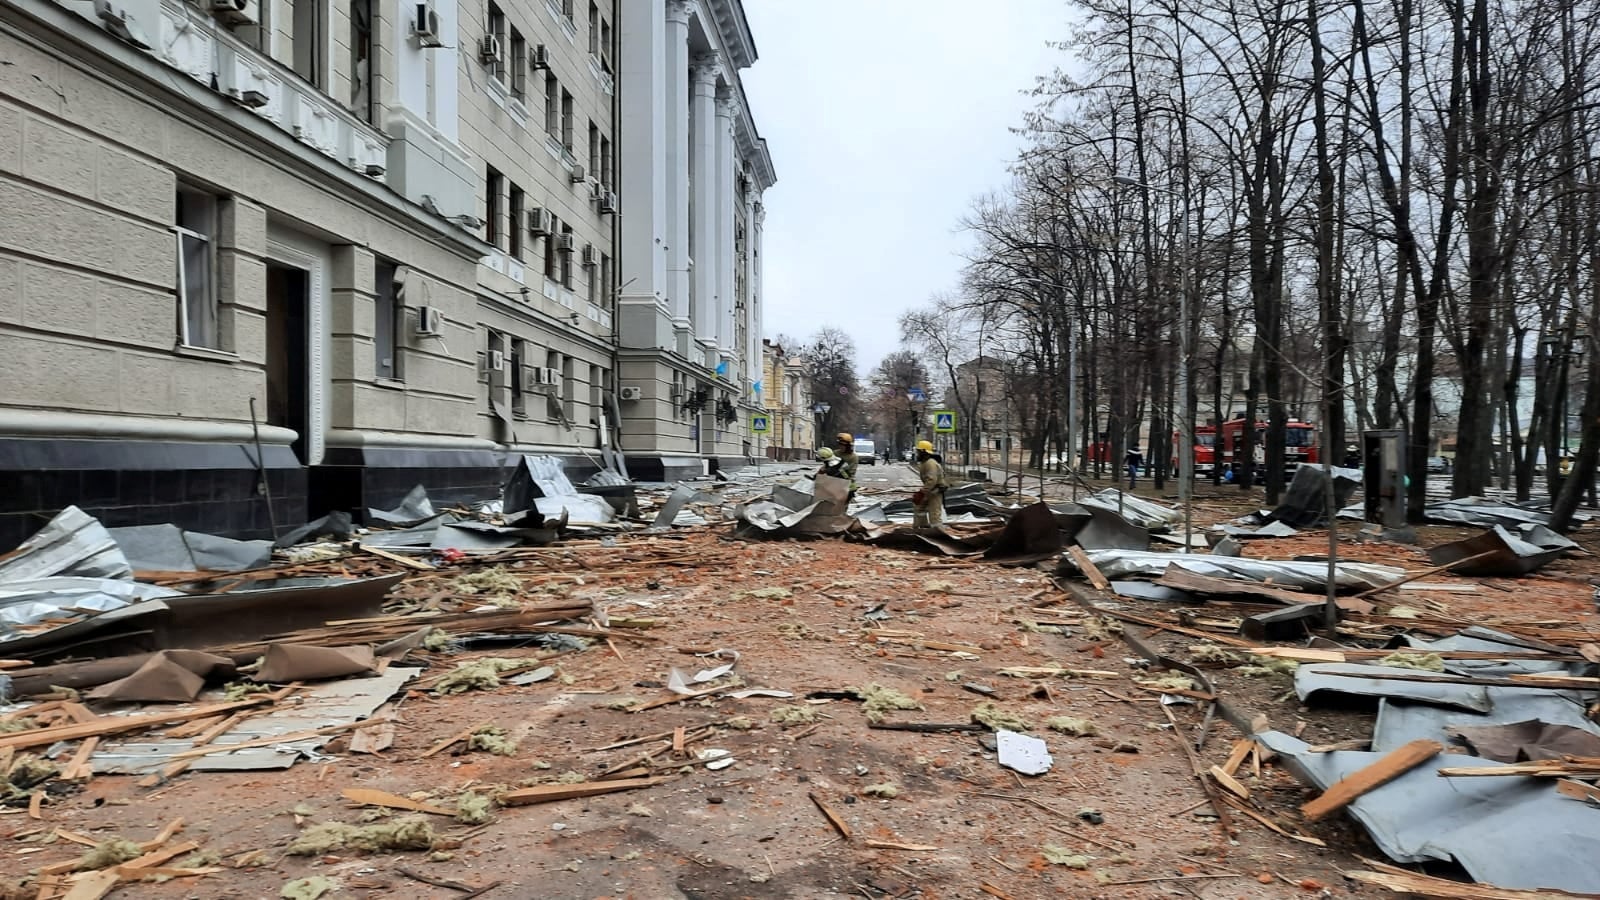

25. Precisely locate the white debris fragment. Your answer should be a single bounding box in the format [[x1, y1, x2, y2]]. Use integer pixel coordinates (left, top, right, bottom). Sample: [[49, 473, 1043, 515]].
[[996, 729, 1053, 776]]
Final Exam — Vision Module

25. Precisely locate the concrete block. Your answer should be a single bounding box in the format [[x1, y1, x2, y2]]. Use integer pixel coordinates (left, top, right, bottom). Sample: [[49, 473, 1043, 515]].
[[22, 115, 97, 198], [394, 351, 475, 399], [226, 307, 268, 363], [116, 351, 177, 414], [219, 252, 267, 312], [0, 331, 120, 411], [0, 32, 63, 114], [346, 382, 407, 430], [403, 391, 476, 436], [22, 262, 100, 337], [163, 125, 240, 201], [328, 288, 375, 337], [0, 103, 21, 176], [171, 357, 260, 421], [0, 254, 21, 324], [330, 244, 376, 293], [328, 333, 375, 380], [219, 197, 268, 253], [96, 147, 172, 221], [102, 284, 176, 349], [56, 65, 165, 159]]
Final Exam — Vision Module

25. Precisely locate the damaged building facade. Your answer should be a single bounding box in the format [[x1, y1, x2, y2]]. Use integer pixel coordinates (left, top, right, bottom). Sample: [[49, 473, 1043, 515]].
[[0, 0, 773, 546]]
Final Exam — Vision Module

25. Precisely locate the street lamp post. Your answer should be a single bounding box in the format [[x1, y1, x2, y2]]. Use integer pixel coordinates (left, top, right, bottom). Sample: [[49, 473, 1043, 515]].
[[1113, 175, 1194, 551]]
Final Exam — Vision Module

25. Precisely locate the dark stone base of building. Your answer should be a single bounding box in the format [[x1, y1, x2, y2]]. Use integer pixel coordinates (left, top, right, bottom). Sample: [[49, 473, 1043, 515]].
[[0, 437, 758, 551]]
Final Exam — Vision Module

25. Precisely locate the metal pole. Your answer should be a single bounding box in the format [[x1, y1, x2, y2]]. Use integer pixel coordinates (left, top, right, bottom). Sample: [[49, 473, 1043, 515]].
[[1177, 190, 1194, 553]]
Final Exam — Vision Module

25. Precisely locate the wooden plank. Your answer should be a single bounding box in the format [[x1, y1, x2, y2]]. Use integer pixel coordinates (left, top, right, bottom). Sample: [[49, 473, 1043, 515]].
[[140, 818, 186, 850], [1300, 739, 1442, 821], [808, 792, 852, 840], [1220, 739, 1254, 777], [1208, 764, 1250, 800], [164, 718, 387, 761], [62, 738, 98, 781], [864, 839, 939, 851], [360, 546, 437, 570], [0, 699, 269, 752], [59, 870, 119, 900], [1437, 760, 1600, 778], [341, 788, 455, 816], [120, 840, 200, 870], [499, 776, 672, 807], [1556, 779, 1600, 803], [419, 724, 480, 759], [1346, 859, 1600, 898], [1157, 567, 1307, 605], [1347, 550, 1500, 600], [1066, 545, 1111, 592]]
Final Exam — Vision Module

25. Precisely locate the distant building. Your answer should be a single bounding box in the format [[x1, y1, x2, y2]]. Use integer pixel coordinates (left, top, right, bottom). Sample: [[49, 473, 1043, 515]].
[[760, 338, 814, 459]]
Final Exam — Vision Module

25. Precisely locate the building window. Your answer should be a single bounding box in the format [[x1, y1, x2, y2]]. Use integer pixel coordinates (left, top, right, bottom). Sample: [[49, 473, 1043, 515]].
[[600, 16, 611, 72], [292, 0, 326, 87], [544, 214, 559, 280], [485, 167, 503, 248], [588, 120, 600, 176], [375, 260, 402, 380], [562, 353, 576, 422], [589, 363, 602, 423], [546, 348, 562, 420], [561, 0, 574, 22], [544, 73, 560, 137], [511, 337, 528, 416], [509, 26, 526, 100], [600, 135, 612, 186], [508, 183, 525, 260], [586, 248, 597, 305], [174, 187, 219, 349], [560, 89, 574, 153], [487, 2, 507, 83], [599, 253, 611, 308], [350, 0, 374, 122], [560, 224, 574, 288]]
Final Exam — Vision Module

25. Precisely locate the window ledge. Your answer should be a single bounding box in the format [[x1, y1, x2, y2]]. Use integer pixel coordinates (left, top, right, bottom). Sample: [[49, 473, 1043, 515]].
[[509, 98, 529, 125], [175, 344, 239, 363], [373, 377, 407, 391]]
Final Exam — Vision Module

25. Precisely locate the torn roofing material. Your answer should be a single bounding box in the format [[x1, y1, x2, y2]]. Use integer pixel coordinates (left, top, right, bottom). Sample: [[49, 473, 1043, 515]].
[[1257, 730, 1600, 892], [1426, 524, 1577, 577], [1066, 551, 1404, 591], [0, 506, 131, 581], [1295, 662, 1494, 713], [109, 523, 272, 572], [1076, 489, 1182, 530], [367, 484, 437, 526], [1268, 465, 1362, 528]]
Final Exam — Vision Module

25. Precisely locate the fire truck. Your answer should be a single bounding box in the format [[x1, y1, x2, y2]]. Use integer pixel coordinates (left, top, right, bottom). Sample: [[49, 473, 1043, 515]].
[[1216, 417, 1319, 475], [1171, 424, 1219, 475]]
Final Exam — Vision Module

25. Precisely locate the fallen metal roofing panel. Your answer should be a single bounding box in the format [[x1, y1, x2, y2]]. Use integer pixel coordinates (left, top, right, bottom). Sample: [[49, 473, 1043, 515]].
[[1257, 730, 1600, 892], [1295, 663, 1493, 713], [1426, 524, 1576, 577], [0, 506, 130, 581], [1073, 551, 1403, 591], [1371, 690, 1597, 752]]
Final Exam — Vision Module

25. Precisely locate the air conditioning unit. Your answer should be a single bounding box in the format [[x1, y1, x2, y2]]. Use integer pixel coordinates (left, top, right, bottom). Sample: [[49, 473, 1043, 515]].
[[483, 348, 507, 373], [528, 206, 553, 236], [412, 2, 443, 46], [554, 233, 575, 253], [521, 366, 549, 392], [597, 189, 617, 215], [569, 165, 586, 184], [543, 367, 562, 390], [530, 44, 550, 70], [581, 244, 597, 267], [209, 0, 257, 26], [479, 35, 503, 66], [416, 305, 443, 335], [619, 385, 643, 402]]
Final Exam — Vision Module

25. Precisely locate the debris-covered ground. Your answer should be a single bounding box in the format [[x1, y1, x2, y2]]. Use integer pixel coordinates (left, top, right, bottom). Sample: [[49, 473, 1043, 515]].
[[2, 460, 1598, 899]]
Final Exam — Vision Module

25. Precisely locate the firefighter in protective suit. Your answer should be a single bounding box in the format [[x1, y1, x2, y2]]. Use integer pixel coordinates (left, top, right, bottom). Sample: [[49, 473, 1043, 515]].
[[813, 447, 843, 480], [911, 440, 948, 528]]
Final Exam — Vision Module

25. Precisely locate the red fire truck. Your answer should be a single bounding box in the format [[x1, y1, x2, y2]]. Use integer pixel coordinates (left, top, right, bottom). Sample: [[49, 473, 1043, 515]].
[[1217, 417, 1319, 474], [1171, 424, 1219, 475]]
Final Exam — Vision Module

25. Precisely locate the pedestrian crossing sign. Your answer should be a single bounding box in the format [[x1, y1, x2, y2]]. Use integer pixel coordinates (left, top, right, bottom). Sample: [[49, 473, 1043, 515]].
[[751, 414, 770, 434], [933, 411, 957, 433]]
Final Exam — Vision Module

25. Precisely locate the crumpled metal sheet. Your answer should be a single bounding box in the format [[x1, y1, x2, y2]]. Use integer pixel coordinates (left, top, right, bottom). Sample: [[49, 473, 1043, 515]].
[[1257, 730, 1600, 892], [1074, 505, 1152, 551], [1449, 719, 1600, 762], [110, 523, 272, 572], [1268, 465, 1362, 528], [1077, 489, 1181, 529], [367, 484, 436, 526], [0, 506, 130, 581], [1371, 690, 1597, 752], [0, 577, 181, 630], [1426, 523, 1576, 576], [1295, 663, 1492, 713], [1071, 551, 1403, 590], [985, 502, 1064, 563]]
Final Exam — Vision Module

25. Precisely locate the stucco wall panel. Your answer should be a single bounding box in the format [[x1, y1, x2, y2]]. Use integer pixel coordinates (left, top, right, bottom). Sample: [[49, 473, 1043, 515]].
[[0, 331, 121, 412]]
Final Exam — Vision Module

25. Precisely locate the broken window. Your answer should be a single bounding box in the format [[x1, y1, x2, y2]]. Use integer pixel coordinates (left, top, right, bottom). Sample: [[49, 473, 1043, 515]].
[[599, 253, 611, 309], [587, 1, 597, 54], [560, 223, 573, 289], [508, 183, 525, 260], [487, 2, 507, 84], [374, 259, 401, 381], [175, 187, 219, 349], [544, 72, 560, 137], [349, 0, 373, 121], [544, 213, 559, 280], [292, 0, 327, 88], [561, 89, 574, 154], [588, 120, 600, 178], [511, 337, 528, 417], [485, 167, 503, 248], [509, 26, 526, 101]]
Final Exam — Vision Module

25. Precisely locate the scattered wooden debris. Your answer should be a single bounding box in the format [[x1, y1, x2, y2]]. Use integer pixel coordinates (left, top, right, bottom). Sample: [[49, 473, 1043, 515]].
[[499, 776, 672, 807], [1301, 739, 1442, 821], [808, 792, 851, 840], [1346, 857, 1600, 898]]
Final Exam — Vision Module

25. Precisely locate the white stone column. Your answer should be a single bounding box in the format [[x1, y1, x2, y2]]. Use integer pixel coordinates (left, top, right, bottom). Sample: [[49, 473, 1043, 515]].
[[714, 91, 737, 362], [745, 190, 760, 394], [665, 1, 693, 357], [618, 0, 669, 349], [689, 60, 721, 360]]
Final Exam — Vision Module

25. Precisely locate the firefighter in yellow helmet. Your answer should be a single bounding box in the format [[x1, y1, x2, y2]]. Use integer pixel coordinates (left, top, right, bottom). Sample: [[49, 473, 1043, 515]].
[[911, 439, 949, 528], [813, 446, 843, 480], [833, 432, 860, 495]]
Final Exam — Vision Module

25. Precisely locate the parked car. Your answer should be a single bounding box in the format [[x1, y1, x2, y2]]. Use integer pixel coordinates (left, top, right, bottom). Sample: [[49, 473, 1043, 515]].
[[853, 439, 877, 465], [1425, 456, 1450, 474]]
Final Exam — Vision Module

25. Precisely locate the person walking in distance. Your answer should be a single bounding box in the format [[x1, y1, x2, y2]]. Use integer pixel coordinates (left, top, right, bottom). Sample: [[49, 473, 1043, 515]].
[[912, 440, 949, 529], [1125, 444, 1143, 490]]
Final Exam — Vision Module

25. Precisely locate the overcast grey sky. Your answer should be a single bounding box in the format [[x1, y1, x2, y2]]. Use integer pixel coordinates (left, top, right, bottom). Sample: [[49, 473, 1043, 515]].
[[741, 0, 1072, 374]]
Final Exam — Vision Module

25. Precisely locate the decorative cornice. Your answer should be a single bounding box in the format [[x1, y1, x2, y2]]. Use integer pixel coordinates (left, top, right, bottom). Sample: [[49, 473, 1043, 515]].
[[665, 0, 694, 27]]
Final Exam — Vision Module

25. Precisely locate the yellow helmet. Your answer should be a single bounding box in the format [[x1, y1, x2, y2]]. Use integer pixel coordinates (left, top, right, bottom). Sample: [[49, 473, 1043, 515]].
[[836, 432, 854, 445], [916, 440, 934, 453], [817, 447, 835, 460]]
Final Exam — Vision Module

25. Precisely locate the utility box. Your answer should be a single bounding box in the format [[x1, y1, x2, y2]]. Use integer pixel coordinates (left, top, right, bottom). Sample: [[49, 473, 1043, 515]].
[[1362, 430, 1411, 538]]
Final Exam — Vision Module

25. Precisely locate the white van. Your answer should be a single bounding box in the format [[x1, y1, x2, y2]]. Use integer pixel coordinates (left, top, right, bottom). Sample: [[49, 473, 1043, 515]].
[[853, 439, 877, 465]]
